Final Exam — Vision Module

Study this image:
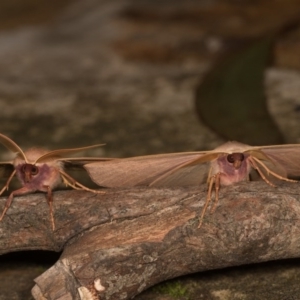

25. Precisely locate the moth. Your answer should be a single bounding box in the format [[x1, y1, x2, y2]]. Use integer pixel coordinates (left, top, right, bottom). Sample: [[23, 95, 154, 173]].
[[84, 141, 300, 227], [0, 133, 108, 230]]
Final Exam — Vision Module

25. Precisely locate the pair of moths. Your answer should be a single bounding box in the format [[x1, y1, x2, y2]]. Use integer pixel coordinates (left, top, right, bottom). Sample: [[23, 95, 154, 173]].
[[0, 132, 299, 229]]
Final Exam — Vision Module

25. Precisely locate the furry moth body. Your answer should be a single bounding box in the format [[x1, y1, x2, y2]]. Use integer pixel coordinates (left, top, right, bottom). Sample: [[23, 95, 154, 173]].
[[85, 141, 300, 227], [0, 133, 108, 230]]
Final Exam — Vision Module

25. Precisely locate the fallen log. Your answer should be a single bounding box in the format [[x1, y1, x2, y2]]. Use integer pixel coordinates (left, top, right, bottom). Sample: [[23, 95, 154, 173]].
[[0, 182, 300, 299]]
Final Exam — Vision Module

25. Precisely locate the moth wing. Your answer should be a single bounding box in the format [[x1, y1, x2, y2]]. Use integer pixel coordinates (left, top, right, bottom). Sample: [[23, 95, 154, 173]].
[[35, 144, 105, 163], [85, 152, 217, 187], [0, 133, 27, 161], [61, 157, 113, 164], [61, 158, 114, 173], [148, 161, 211, 187], [251, 145, 300, 177]]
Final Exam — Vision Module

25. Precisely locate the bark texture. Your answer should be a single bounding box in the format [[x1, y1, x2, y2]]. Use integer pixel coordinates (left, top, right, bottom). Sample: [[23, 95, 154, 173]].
[[0, 182, 300, 299]]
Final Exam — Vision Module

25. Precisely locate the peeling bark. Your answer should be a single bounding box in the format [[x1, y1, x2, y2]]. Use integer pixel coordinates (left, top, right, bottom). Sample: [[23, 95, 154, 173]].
[[1, 182, 300, 299]]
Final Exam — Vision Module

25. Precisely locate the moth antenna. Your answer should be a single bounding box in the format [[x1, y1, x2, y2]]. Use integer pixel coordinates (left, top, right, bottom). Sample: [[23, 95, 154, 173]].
[[198, 174, 216, 228], [59, 170, 106, 194], [0, 170, 16, 196], [250, 156, 297, 184], [34, 144, 105, 164], [0, 133, 28, 163]]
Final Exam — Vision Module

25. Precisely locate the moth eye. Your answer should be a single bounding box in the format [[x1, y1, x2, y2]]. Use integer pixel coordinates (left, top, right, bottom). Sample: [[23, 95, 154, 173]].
[[227, 153, 245, 163], [31, 166, 39, 175], [227, 154, 235, 163]]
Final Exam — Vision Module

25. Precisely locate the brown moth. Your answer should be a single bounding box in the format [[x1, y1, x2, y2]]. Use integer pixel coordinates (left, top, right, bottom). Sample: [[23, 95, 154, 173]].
[[0, 133, 108, 230], [84, 141, 300, 227]]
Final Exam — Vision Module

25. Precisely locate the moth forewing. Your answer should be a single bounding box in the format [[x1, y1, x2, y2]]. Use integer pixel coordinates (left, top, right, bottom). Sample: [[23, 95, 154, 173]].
[[148, 161, 211, 187], [258, 145, 300, 178], [84, 152, 211, 188], [247, 149, 287, 177], [0, 134, 107, 230], [247, 150, 297, 186]]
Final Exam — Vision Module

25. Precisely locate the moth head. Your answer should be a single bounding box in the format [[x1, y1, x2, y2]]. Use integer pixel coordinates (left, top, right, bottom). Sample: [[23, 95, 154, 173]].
[[20, 163, 40, 183], [226, 153, 245, 169], [13, 148, 62, 185]]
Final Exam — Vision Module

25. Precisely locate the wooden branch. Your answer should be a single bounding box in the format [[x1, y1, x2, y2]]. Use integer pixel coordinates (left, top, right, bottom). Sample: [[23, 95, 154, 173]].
[[0, 186, 197, 254], [1, 182, 300, 299]]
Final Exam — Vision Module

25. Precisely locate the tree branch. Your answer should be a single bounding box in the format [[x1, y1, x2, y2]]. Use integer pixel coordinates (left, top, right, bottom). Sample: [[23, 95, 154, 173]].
[[1, 182, 300, 299]]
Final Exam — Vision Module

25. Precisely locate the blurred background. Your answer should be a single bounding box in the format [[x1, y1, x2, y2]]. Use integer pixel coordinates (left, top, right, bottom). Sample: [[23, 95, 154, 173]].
[[0, 0, 300, 299]]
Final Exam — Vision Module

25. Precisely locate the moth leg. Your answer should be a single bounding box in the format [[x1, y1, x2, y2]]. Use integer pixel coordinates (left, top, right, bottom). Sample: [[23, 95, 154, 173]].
[[59, 170, 106, 194], [0, 186, 32, 222], [0, 193, 14, 222], [61, 175, 81, 190], [251, 157, 297, 183], [198, 174, 215, 228], [61, 174, 82, 190], [44, 186, 55, 231], [210, 172, 221, 213], [0, 170, 16, 196], [206, 167, 212, 184], [249, 157, 276, 187]]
